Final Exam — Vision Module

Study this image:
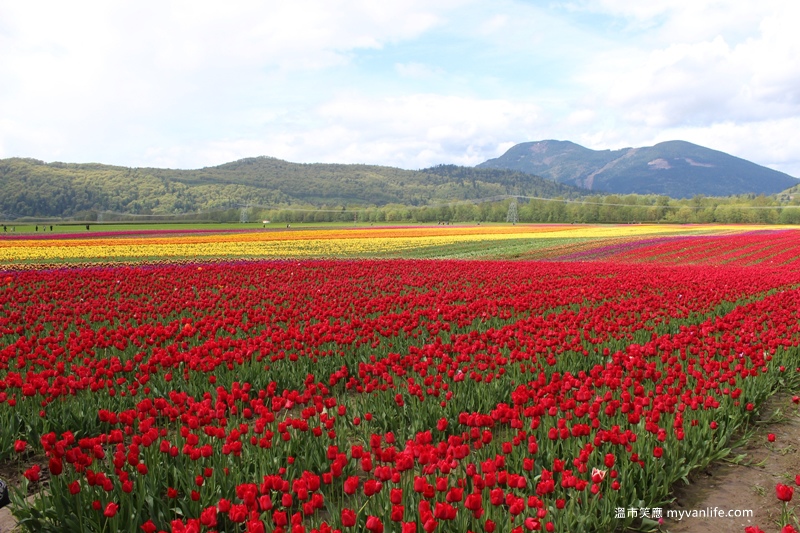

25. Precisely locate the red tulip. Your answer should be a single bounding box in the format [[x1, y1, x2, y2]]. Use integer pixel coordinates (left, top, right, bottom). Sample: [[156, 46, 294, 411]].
[[401, 523, 417, 533], [365, 515, 384, 533], [390, 505, 404, 522], [653, 447, 664, 459], [271, 510, 288, 527], [777, 483, 794, 502], [23, 465, 40, 483], [229, 504, 248, 523], [341, 508, 356, 528], [247, 519, 266, 533], [6, 252, 800, 532], [48, 457, 63, 476], [103, 502, 118, 518], [343, 476, 359, 495], [200, 506, 217, 527]]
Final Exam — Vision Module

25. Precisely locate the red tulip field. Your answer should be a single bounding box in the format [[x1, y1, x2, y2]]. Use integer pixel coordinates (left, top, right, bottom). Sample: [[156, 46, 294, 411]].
[[2, 225, 800, 532]]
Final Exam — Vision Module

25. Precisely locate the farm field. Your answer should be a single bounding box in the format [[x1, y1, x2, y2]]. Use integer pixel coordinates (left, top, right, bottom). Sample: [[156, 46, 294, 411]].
[[2, 223, 800, 265], [2, 224, 800, 532]]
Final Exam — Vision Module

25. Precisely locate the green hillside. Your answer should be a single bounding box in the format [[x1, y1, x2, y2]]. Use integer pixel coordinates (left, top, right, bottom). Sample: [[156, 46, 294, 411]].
[[0, 157, 582, 219]]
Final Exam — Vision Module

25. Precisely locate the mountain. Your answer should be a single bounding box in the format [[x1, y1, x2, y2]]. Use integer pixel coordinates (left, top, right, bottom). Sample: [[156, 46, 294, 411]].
[[477, 140, 798, 198], [0, 157, 581, 219]]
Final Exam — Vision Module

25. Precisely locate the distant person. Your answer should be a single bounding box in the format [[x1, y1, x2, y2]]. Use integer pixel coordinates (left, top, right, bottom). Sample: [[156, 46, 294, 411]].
[[86, 224, 90, 230], [50, 226, 53, 231]]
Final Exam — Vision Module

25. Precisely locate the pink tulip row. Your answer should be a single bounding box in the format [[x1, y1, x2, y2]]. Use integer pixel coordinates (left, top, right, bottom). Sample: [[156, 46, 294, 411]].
[[602, 230, 800, 267]]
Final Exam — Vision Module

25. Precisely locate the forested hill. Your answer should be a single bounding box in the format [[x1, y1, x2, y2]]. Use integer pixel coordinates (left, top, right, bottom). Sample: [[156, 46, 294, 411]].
[[0, 157, 582, 219]]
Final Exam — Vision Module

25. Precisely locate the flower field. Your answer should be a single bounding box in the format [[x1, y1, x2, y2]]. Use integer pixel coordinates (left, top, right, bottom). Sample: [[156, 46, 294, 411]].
[[0, 223, 779, 265], [2, 225, 800, 532]]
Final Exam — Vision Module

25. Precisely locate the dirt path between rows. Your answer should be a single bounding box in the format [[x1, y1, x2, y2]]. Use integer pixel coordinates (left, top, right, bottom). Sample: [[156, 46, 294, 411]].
[[0, 497, 20, 533], [0, 507, 13, 533], [0, 458, 39, 533], [660, 393, 800, 533]]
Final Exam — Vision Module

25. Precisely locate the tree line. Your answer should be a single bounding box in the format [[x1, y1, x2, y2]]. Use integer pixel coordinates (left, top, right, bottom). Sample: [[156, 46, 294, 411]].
[[252, 194, 800, 225]]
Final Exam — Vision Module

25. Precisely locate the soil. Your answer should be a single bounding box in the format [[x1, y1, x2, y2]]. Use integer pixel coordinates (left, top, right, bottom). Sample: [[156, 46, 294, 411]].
[[659, 393, 800, 533], [0, 456, 46, 533], [0, 510, 16, 533], [0, 503, 20, 533], [0, 481, 18, 533]]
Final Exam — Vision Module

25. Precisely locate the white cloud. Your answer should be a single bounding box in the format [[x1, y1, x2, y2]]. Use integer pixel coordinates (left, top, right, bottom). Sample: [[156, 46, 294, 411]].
[[478, 14, 509, 36], [394, 62, 444, 79], [1, 0, 799, 182], [571, 0, 782, 42], [565, 109, 596, 126], [652, 118, 800, 178], [336, 93, 541, 166], [313, 93, 544, 166], [562, 0, 800, 176], [0, 0, 466, 163], [137, 93, 547, 170]]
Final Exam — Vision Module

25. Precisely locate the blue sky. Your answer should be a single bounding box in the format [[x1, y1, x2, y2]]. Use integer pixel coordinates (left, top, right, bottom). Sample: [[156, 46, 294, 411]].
[[1, 0, 799, 177]]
